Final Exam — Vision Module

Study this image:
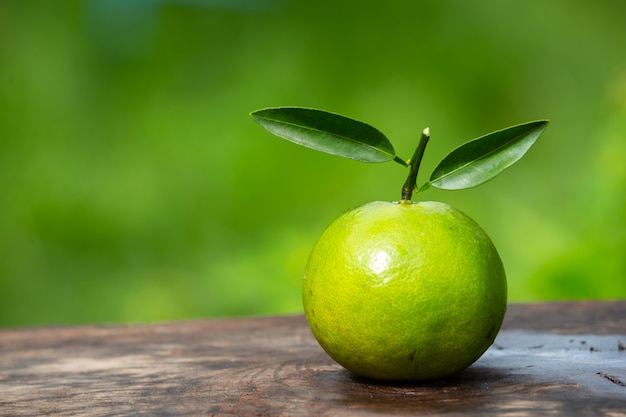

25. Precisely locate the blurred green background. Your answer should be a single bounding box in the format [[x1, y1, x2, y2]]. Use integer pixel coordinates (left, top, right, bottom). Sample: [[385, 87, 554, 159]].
[[1, 0, 625, 328]]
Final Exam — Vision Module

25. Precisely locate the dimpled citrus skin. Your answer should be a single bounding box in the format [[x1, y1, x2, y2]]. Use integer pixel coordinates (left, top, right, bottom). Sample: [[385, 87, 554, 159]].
[[303, 200, 507, 381]]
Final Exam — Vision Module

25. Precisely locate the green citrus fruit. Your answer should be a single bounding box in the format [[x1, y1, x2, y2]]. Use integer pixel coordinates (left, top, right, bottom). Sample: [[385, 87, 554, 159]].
[[303, 200, 507, 381]]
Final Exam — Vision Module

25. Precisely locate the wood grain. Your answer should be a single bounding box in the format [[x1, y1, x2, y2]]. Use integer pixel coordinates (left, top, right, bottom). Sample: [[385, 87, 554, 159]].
[[1, 301, 625, 416]]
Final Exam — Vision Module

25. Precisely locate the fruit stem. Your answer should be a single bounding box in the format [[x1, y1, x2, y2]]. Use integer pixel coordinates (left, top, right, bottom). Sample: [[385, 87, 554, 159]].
[[401, 127, 430, 202]]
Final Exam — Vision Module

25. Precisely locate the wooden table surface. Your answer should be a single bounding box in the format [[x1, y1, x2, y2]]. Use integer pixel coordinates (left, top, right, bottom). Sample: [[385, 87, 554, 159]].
[[1, 301, 625, 416]]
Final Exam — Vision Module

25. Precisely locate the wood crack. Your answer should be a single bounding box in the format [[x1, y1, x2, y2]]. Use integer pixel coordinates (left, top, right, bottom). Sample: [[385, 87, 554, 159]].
[[597, 372, 626, 387]]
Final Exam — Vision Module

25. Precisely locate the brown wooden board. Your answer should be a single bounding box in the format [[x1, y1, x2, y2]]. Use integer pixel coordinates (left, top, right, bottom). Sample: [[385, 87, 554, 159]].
[[1, 301, 625, 416]]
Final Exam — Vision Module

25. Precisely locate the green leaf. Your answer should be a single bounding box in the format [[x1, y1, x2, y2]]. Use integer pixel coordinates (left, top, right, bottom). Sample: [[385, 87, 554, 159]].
[[429, 120, 549, 190], [250, 107, 398, 163]]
